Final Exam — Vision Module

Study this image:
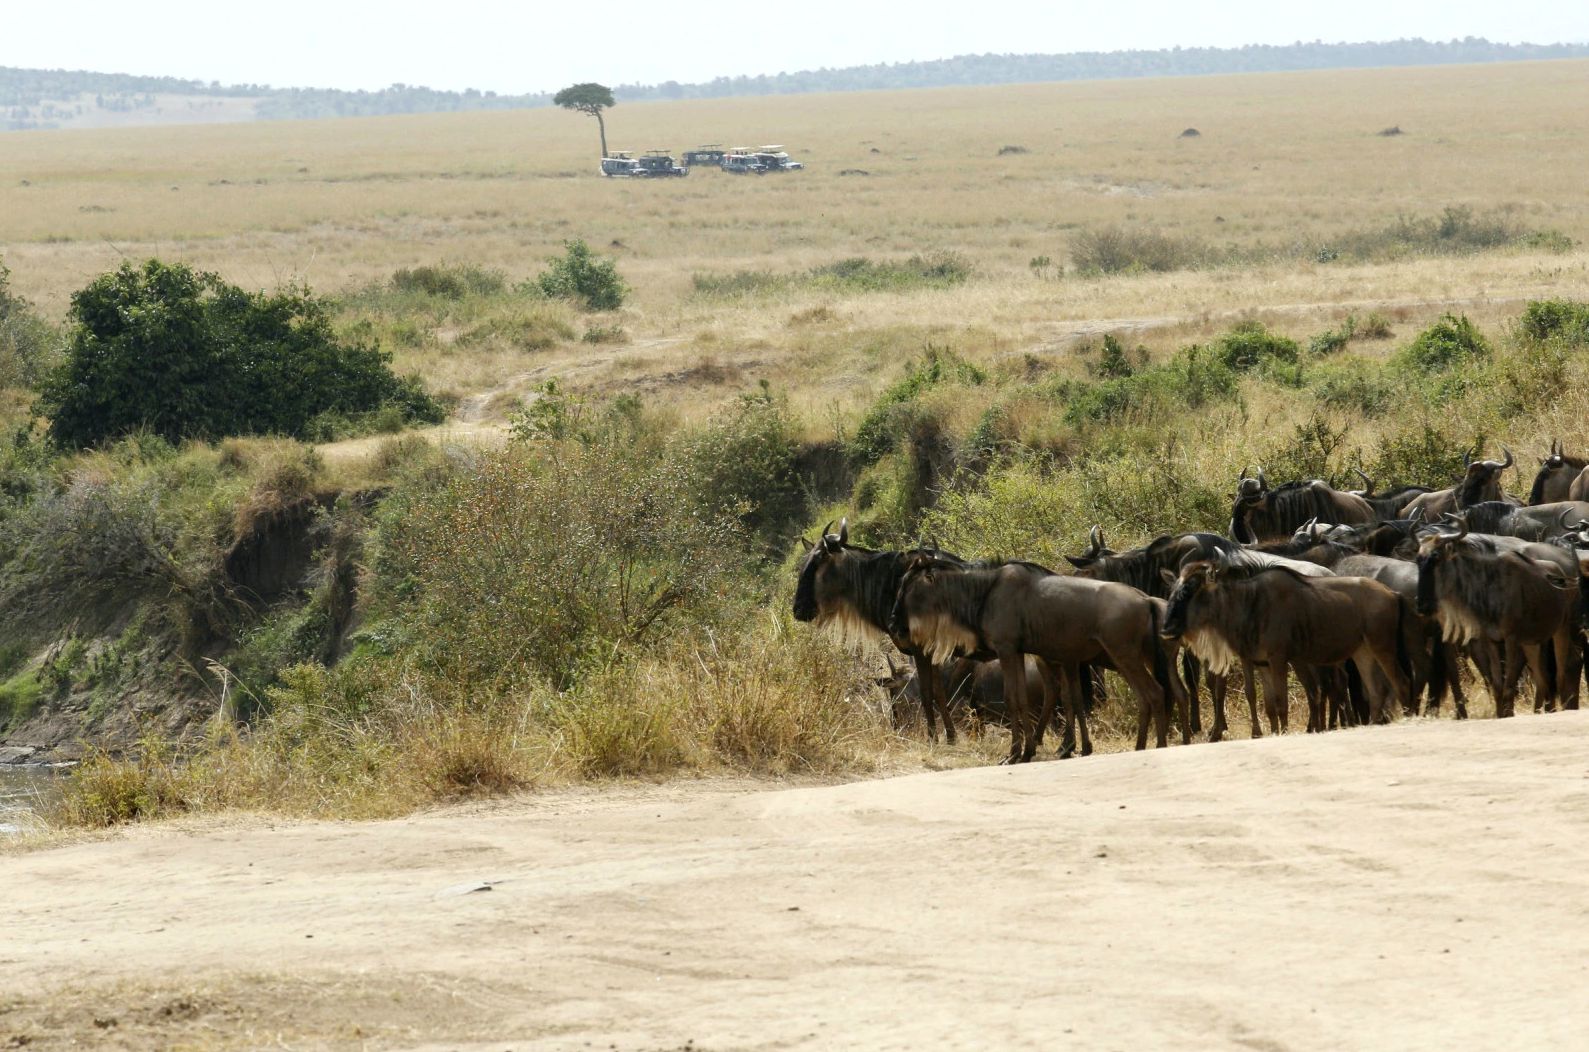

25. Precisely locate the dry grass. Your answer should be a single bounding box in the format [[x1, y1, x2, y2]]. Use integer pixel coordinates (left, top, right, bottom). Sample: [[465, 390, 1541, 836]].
[[3, 60, 1588, 421]]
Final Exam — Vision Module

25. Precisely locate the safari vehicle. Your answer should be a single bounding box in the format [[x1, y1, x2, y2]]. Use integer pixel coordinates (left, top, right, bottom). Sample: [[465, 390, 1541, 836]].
[[682, 145, 727, 167], [600, 151, 643, 177], [721, 147, 767, 174], [637, 150, 688, 177], [754, 145, 805, 171]]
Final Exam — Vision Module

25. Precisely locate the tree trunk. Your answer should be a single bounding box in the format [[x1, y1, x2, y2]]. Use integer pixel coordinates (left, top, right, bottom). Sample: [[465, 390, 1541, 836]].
[[596, 111, 608, 158]]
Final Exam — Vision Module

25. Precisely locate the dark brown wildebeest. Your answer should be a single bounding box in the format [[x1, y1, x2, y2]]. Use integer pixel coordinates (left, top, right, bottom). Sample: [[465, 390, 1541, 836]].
[[1229, 471, 1377, 543], [1067, 526, 1331, 741], [1455, 501, 1589, 542], [1415, 520, 1579, 717], [875, 655, 1046, 734], [1400, 447, 1515, 520], [793, 519, 986, 744], [1528, 441, 1588, 505], [1347, 468, 1433, 522], [888, 557, 1175, 764], [1161, 554, 1414, 734]]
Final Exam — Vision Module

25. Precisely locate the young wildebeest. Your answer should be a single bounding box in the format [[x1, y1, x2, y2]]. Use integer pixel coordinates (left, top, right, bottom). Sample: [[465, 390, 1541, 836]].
[[1528, 441, 1588, 505], [1229, 471, 1377, 543], [1162, 555, 1414, 734], [888, 557, 1175, 764], [1401, 447, 1515, 520], [1415, 521, 1579, 717], [793, 519, 987, 743]]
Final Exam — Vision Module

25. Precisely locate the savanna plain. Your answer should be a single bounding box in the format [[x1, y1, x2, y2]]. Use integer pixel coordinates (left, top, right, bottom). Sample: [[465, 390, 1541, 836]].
[[3, 59, 1589, 1049]]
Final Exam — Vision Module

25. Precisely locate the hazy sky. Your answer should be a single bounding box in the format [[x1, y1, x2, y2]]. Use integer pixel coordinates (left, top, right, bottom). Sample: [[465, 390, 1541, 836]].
[[5, 1, 1587, 95]]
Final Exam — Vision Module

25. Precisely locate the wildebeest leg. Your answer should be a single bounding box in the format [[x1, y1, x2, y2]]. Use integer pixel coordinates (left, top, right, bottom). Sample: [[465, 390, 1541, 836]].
[[1560, 629, 1583, 711], [1362, 639, 1411, 725], [1167, 648, 1192, 746], [1056, 666, 1091, 758], [1068, 663, 1094, 757], [1029, 661, 1063, 760], [1207, 670, 1229, 743], [1260, 661, 1288, 735], [997, 650, 1030, 763], [1111, 648, 1168, 751], [1243, 660, 1264, 738], [1496, 641, 1530, 719], [1296, 665, 1324, 733], [911, 653, 945, 744], [1526, 641, 1558, 715], [1446, 642, 1469, 719], [1182, 651, 1203, 737]]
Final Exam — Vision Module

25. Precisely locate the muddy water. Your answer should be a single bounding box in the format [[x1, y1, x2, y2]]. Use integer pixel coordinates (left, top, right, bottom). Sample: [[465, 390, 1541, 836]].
[[0, 765, 62, 836]]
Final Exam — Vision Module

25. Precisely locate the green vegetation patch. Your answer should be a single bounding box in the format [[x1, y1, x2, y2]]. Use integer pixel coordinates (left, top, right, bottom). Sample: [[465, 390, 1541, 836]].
[[693, 252, 972, 299]]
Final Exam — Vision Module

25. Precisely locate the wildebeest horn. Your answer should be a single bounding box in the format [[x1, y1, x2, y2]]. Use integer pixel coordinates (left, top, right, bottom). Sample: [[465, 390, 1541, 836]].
[[822, 519, 835, 538], [1257, 469, 1269, 490], [1088, 524, 1104, 553], [1559, 508, 1586, 532], [1352, 467, 1374, 494], [1408, 506, 1424, 524], [1499, 446, 1513, 470], [1463, 450, 1473, 468], [837, 517, 849, 545]]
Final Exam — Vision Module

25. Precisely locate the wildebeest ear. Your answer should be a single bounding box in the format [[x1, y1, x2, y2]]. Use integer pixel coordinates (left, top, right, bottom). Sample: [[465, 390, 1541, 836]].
[[1159, 568, 1178, 588]]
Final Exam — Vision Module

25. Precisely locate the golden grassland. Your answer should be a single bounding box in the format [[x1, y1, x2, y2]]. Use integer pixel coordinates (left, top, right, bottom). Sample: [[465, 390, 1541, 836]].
[[4, 59, 1589, 423]]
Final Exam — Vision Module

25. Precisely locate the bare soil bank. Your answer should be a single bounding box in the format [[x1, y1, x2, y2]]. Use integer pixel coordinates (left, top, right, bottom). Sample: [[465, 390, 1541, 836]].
[[4, 712, 1588, 1050]]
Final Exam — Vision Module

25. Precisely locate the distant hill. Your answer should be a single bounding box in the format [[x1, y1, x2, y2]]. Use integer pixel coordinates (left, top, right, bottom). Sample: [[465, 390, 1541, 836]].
[[5, 37, 1588, 131]]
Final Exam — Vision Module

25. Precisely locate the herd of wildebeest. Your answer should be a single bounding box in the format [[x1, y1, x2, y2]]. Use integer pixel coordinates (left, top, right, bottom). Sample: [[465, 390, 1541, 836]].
[[793, 443, 1589, 764]]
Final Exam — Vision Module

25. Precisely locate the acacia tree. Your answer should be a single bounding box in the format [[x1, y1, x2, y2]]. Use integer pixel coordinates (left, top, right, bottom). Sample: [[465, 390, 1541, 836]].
[[553, 82, 616, 158]]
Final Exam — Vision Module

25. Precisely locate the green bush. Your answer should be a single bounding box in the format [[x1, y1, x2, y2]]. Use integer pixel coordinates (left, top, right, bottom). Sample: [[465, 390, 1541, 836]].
[[850, 346, 986, 465], [372, 429, 746, 692], [1391, 313, 1491, 375], [692, 253, 971, 299], [0, 259, 57, 390], [1061, 345, 1238, 427], [1518, 299, 1589, 346], [1364, 421, 1487, 490], [1308, 359, 1396, 417], [673, 386, 803, 551], [1212, 321, 1299, 372], [535, 239, 627, 311], [38, 260, 443, 448]]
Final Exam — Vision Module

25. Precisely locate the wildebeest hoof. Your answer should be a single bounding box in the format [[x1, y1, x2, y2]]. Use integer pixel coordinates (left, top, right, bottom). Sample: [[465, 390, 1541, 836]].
[[1081, 744, 1094, 757]]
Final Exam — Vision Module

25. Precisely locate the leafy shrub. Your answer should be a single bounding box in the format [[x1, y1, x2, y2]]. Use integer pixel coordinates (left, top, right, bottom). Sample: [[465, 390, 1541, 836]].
[[535, 239, 627, 311], [1062, 345, 1238, 427], [1327, 206, 1569, 262], [390, 263, 505, 299], [1518, 299, 1589, 346], [0, 259, 57, 389], [39, 260, 443, 448], [1258, 413, 1354, 486], [1365, 421, 1487, 490], [1308, 359, 1396, 417], [1070, 226, 1221, 274], [460, 309, 576, 351], [1212, 321, 1299, 372], [1391, 313, 1491, 374], [673, 386, 803, 551], [372, 429, 746, 691], [1092, 334, 1134, 378], [850, 346, 986, 465]]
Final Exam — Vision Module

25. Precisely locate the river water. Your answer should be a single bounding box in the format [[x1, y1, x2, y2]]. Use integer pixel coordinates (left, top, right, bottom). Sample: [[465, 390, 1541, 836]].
[[0, 765, 63, 836]]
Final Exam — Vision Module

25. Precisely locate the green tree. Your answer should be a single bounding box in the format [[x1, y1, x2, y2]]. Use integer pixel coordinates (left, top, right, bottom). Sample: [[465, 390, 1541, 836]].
[[535, 240, 627, 311], [553, 82, 616, 158], [39, 259, 442, 448]]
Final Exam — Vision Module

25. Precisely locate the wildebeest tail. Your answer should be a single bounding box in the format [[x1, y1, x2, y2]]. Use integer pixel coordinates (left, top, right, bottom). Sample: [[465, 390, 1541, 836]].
[[1344, 660, 1368, 726]]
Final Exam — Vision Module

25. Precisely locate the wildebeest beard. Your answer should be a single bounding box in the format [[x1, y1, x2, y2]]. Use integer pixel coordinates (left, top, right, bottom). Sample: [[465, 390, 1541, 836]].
[[794, 544, 968, 646]]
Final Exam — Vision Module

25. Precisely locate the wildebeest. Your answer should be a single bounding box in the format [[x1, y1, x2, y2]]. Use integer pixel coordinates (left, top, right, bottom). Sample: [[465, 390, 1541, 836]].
[[1229, 471, 1376, 543], [888, 557, 1175, 764], [1454, 501, 1589, 542], [1348, 469, 1433, 522], [793, 519, 984, 743], [1067, 526, 1338, 740], [1527, 440, 1589, 505], [1414, 520, 1579, 717], [1400, 447, 1515, 520], [1162, 554, 1414, 734]]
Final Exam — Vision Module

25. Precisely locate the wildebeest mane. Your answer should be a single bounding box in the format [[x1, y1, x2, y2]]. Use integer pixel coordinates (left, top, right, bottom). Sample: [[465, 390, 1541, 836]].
[[1231, 481, 1356, 542], [1085, 533, 1236, 597], [794, 543, 967, 637], [1361, 486, 1431, 519], [1529, 453, 1587, 505]]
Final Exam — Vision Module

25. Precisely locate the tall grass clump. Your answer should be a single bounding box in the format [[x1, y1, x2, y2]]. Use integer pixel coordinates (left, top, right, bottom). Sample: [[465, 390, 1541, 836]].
[[390, 263, 506, 299], [1070, 226, 1223, 274], [1320, 206, 1575, 262], [692, 253, 971, 299]]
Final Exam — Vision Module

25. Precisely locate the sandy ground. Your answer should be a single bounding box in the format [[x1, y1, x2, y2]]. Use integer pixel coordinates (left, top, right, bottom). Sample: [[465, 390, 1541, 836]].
[[4, 713, 1589, 1051]]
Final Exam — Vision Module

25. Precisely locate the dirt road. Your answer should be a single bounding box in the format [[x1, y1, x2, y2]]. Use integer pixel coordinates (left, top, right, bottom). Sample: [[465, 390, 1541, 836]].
[[5, 713, 1588, 1050]]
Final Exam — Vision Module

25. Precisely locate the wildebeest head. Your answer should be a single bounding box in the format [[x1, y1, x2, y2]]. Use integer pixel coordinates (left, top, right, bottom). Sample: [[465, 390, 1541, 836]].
[[1064, 525, 1115, 570], [1160, 559, 1218, 638], [792, 517, 851, 623], [1530, 439, 1586, 505], [1456, 446, 1513, 507], [1413, 518, 1467, 615]]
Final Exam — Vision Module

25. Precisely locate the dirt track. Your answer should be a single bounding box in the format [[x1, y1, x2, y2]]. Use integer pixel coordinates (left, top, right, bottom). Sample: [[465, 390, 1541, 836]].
[[5, 713, 1589, 1050]]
